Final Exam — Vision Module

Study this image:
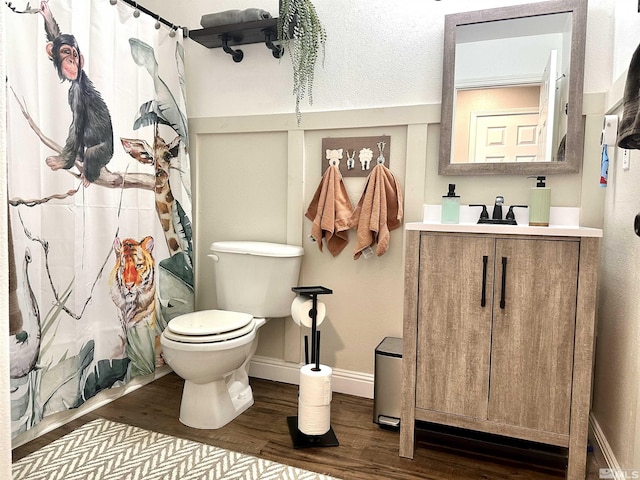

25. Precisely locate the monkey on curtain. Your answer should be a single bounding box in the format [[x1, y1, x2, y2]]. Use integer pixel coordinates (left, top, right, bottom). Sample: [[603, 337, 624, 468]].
[[39, 1, 114, 186]]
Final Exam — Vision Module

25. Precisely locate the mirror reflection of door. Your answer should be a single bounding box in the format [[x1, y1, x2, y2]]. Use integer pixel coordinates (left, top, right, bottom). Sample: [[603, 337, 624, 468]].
[[452, 85, 541, 164], [470, 110, 539, 163], [536, 49, 558, 162]]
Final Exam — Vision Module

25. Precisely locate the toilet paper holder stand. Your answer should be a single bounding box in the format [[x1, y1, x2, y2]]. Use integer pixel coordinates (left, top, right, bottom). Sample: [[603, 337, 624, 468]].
[[287, 285, 339, 449]]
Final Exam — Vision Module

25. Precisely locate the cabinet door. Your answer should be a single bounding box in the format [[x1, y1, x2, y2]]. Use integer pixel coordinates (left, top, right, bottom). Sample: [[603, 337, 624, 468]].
[[416, 234, 494, 418], [489, 238, 579, 434]]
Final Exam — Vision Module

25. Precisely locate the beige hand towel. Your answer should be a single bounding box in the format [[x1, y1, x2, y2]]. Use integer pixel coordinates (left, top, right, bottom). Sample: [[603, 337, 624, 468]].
[[305, 165, 353, 256], [349, 163, 403, 259]]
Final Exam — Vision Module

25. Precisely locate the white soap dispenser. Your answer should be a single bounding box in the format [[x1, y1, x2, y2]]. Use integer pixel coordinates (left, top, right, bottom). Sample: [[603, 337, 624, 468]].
[[528, 176, 551, 227]]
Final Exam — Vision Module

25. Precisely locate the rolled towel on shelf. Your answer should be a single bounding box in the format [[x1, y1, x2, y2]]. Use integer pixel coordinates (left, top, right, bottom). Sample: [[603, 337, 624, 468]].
[[200, 9, 272, 29]]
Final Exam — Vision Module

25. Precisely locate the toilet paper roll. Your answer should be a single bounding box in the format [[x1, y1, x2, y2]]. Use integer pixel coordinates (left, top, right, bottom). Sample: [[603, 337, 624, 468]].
[[299, 364, 332, 405], [298, 402, 331, 436], [291, 296, 326, 328]]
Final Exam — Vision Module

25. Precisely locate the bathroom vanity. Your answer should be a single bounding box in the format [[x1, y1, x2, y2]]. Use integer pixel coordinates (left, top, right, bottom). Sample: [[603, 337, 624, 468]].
[[399, 222, 602, 480]]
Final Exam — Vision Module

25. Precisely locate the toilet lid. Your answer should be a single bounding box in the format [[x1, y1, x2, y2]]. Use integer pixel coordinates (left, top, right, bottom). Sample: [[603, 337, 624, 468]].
[[168, 310, 253, 336]]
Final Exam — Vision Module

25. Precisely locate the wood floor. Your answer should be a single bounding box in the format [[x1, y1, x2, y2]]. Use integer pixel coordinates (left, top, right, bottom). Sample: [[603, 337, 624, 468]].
[[13, 373, 601, 480]]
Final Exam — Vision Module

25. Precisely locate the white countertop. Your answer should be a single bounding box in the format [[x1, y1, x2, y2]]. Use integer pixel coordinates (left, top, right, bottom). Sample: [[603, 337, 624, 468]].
[[411, 205, 603, 238], [405, 221, 602, 237]]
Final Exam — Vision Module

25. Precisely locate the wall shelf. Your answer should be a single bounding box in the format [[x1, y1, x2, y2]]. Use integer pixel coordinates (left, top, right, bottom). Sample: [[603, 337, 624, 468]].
[[189, 18, 279, 49], [189, 18, 287, 62]]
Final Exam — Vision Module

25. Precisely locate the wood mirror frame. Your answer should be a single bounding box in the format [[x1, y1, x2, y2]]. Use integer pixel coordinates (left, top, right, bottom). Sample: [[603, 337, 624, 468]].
[[438, 0, 587, 176]]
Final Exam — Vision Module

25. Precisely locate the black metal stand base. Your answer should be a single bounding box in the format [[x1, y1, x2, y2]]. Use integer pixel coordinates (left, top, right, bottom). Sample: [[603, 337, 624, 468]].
[[287, 416, 339, 449]]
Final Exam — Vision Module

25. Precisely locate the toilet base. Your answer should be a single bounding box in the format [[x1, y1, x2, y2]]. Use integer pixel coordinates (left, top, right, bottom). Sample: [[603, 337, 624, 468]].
[[179, 377, 254, 429]]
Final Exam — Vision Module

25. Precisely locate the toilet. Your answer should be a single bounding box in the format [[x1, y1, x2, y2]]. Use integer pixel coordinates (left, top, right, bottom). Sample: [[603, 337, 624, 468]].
[[160, 241, 304, 429]]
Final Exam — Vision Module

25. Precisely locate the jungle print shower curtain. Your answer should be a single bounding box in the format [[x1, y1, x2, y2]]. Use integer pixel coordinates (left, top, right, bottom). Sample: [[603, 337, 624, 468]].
[[5, 0, 194, 438]]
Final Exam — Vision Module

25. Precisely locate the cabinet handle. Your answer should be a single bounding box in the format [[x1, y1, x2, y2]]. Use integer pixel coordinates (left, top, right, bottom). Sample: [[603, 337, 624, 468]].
[[481, 255, 488, 307], [500, 257, 507, 309]]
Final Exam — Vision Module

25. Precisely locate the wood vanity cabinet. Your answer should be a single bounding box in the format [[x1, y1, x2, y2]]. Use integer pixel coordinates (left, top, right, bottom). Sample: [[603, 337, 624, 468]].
[[400, 228, 600, 480]]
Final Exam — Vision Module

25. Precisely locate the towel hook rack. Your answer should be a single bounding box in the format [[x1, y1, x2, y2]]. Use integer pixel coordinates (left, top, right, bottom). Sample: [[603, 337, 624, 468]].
[[264, 30, 284, 58], [221, 35, 244, 62], [376, 141, 387, 165]]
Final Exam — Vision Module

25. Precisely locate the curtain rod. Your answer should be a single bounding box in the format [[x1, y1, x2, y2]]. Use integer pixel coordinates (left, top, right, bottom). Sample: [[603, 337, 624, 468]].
[[118, 0, 187, 37]]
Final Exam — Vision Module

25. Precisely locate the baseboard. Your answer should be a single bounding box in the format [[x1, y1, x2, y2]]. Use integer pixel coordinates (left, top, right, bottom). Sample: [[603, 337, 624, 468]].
[[590, 412, 623, 480], [249, 355, 375, 399]]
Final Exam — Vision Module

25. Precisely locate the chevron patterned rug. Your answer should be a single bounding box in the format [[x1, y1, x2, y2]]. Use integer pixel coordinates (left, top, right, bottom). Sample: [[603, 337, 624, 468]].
[[13, 418, 340, 480]]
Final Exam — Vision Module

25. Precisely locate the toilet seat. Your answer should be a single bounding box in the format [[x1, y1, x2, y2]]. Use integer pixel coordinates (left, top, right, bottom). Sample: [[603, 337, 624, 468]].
[[163, 321, 255, 343], [165, 310, 255, 344]]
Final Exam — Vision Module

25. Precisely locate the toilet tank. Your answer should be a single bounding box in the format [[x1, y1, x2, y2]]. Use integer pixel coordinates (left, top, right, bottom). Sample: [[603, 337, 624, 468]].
[[210, 241, 304, 318]]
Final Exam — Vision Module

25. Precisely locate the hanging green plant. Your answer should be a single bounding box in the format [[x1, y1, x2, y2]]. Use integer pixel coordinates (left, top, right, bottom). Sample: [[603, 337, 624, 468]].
[[278, 0, 326, 125]]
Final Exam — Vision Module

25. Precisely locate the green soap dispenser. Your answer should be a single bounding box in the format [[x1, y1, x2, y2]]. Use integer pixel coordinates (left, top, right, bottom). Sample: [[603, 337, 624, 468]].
[[442, 184, 460, 224], [528, 176, 551, 227]]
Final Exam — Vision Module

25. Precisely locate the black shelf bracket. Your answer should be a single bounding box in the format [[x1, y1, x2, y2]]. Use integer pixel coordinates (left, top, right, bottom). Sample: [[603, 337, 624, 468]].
[[221, 35, 244, 62], [265, 30, 284, 58]]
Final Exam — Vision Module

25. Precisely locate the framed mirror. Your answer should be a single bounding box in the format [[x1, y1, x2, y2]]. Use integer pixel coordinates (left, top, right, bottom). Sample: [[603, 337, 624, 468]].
[[438, 0, 587, 175]]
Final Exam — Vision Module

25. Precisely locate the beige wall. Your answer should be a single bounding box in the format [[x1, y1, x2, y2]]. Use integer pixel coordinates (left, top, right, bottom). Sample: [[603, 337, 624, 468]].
[[189, 103, 606, 382], [586, 1, 640, 473], [189, 108, 434, 377], [591, 69, 640, 471]]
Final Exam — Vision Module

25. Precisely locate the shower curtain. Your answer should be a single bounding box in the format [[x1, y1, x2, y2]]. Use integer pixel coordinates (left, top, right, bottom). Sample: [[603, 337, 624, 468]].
[[5, 0, 194, 438]]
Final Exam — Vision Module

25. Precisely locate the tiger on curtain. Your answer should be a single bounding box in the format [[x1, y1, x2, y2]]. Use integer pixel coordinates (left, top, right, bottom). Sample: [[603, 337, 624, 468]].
[[110, 236, 163, 377]]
